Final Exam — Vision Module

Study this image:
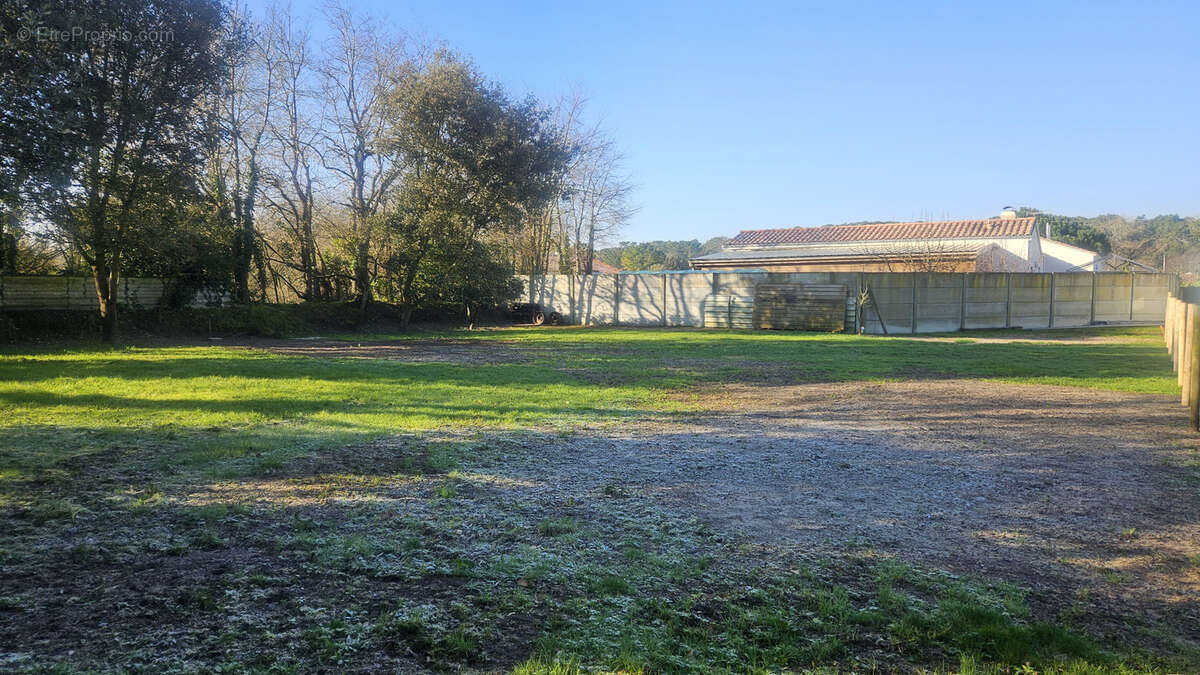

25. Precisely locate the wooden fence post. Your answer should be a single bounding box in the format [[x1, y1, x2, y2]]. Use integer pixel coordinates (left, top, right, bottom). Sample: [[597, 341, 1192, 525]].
[[1191, 306, 1200, 429], [1176, 297, 1183, 356], [1180, 299, 1190, 379], [1166, 294, 1175, 355], [1173, 297, 1181, 359], [1177, 300, 1186, 377], [1183, 303, 1194, 405]]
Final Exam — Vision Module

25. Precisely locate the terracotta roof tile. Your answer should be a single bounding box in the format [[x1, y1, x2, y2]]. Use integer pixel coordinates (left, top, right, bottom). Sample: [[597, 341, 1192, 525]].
[[728, 217, 1036, 247]]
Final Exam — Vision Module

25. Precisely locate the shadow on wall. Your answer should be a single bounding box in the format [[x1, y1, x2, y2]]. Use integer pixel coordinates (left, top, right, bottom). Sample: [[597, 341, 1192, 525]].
[[526, 271, 1175, 334]]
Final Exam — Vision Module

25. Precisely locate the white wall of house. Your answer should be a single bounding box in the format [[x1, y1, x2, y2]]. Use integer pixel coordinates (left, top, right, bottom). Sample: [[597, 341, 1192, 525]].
[[976, 243, 1036, 271], [1040, 238, 1102, 272]]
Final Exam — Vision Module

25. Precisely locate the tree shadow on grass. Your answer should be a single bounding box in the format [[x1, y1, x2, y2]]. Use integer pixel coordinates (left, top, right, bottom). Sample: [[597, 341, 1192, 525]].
[[2, 420, 1195, 672]]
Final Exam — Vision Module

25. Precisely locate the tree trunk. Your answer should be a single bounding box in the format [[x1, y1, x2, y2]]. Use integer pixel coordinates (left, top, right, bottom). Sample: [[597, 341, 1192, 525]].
[[355, 239, 371, 309], [99, 292, 118, 342], [232, 226, 252, 303], [93, 261, 119, 344]]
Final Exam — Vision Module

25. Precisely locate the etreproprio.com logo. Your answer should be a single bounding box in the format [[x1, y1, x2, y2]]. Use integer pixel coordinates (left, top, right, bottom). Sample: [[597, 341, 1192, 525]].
[[16, 26, 175, 44]]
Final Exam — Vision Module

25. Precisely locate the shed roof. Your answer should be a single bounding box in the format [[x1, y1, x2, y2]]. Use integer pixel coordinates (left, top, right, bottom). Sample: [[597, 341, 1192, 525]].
[[727, 217, 1036, 248]]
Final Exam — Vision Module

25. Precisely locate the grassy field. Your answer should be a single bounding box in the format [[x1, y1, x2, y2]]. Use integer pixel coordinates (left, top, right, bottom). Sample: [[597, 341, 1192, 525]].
[[0, 325, 1192, 672]]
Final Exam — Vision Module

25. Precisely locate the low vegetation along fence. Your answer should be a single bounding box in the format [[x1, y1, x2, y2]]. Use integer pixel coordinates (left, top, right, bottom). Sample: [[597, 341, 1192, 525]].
[[1164, 293, 1200, 430], [526, 271, 1175, 334]]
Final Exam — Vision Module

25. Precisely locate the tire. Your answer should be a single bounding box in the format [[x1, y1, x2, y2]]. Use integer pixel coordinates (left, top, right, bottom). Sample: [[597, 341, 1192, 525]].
[[532, 311, 545, 326]]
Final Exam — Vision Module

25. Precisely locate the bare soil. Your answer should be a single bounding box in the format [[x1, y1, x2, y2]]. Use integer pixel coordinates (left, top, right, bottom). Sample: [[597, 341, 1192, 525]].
[[487, 380, 1200, 645], [242, 336, 1200, 643]]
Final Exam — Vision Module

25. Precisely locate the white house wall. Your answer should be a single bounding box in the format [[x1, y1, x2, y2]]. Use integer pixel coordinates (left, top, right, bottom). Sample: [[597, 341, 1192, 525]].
[[1040, 239, 1102, 272]]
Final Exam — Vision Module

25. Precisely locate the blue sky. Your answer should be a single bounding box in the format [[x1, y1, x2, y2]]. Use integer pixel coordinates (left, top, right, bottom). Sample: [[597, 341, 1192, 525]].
[[248, 0, 1199, 242]]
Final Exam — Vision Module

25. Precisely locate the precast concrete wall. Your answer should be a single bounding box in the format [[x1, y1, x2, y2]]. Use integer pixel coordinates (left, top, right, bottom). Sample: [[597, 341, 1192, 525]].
[[524, 271, 1175, 334]]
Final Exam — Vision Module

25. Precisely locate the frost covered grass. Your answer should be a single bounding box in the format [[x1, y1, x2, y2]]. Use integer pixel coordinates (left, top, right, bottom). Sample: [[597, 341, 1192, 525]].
[[0, 325, 1189, 672]]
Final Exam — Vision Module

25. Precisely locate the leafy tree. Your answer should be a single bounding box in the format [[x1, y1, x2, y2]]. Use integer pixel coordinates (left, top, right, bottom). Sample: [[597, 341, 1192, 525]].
[[10, 0, 231, 341], [604, 240, 702, 271], [700, 236, 729, 255], [377, 52, 569, 327], [619, 243, 667, 270], [1015, 207, 1110, 253]]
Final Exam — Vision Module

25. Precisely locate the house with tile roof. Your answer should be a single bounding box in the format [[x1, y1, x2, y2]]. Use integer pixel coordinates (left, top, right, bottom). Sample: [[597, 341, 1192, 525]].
[[690, 210, 1102, 273]]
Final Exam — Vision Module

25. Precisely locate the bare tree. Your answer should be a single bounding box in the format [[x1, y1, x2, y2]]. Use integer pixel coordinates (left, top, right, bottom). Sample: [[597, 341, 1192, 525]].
[[258, 5, 327, 300], [562, 134, 635, 273], [320, 3, 410, 307], [208, 6, 275, 303], [551, 93, 635, 274], [868, 239, 971, 273], [498, 93, 636, 276]]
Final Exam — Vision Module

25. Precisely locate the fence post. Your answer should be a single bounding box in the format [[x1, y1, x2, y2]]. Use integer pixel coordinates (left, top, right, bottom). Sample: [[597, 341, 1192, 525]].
[[613, 274, 622, 326], [1179, 302, 1187, 385], [911, 272, 918, 334], [1005, 273, 1012, 328], [662, 273, 668, 327], [1166, 294, 1175, 355], [1183, 303, 1194, 403], [1089, 272, 1097, 326], [959, 273, 967, 331], [1191, 306, 1200, 430], [1129, 273, 1136, 321], [1180, 300, 1188, 377], [1048, 273, 1056, 329]]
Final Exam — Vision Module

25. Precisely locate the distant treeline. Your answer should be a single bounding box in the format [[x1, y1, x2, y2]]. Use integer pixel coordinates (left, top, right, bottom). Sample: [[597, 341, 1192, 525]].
[[596, 238, 729, 271]]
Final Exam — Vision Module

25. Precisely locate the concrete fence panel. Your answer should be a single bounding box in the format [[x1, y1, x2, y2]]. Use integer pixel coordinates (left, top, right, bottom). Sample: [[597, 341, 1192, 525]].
[[0, 276, 182, 311], [665, 272, 714, 326], [618, 274, 667, 326], [963, 273, 1008, 329], [524, 271, 1174, 334], [1009, 273, 1052, 329], [1051, 273, 1093, 328], [1133, 273, 1170, 322], [575, 274, 618, 325], [862, 273, 915, 334], [527, 274, 572, 318], [1093, 273, 1133, 322], [915, 273, 965, 332]]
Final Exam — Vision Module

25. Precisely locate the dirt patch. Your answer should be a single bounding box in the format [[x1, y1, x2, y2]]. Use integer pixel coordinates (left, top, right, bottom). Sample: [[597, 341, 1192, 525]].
[[491, 380, 1200, 644]]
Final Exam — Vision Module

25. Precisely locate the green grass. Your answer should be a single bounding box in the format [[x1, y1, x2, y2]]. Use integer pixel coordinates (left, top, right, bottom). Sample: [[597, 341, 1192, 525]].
[[0, 325, 1187, 673], [0, 326, 1175, 487]]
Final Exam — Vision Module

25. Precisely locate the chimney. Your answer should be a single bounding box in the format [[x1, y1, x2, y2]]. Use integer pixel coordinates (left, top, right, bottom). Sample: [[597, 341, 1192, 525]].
[[999, 206, 1017, 220]]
